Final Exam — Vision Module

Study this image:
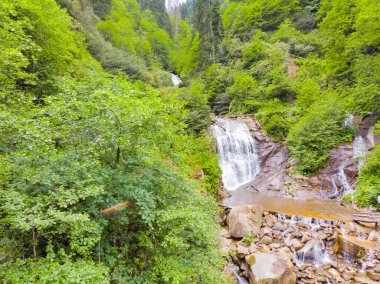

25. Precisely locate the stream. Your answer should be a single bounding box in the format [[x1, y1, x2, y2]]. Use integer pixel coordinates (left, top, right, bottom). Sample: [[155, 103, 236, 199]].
[[213, 117, 380, 284]]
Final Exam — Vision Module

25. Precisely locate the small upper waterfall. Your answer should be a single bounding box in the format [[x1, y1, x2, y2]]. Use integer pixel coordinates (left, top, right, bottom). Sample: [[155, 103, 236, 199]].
[[170, 73, 182, 86], [212, 118, 260, 191]]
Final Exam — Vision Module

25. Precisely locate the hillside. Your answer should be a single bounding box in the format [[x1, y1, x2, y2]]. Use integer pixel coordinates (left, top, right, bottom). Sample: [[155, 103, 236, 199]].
[[1, 0, 379, 283]]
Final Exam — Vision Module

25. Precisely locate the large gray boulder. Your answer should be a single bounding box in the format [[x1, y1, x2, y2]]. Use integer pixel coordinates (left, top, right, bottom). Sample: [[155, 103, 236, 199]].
[[227, 205, 263, 239], [247, 253, 296, 284]]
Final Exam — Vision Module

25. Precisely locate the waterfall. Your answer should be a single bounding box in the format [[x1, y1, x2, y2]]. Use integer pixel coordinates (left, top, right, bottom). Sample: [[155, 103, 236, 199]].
[[170, 73, 182, 86], [212, 118, 260, 191], [337, 166, 354, 195], [353, 135, 367, 168]]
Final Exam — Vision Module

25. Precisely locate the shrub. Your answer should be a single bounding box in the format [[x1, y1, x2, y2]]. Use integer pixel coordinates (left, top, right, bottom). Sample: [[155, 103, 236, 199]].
[[287, 94, 354, 175]]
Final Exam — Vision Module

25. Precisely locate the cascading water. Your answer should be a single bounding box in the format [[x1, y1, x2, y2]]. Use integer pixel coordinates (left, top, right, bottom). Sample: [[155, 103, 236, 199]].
[[170, 73, 182, 86], [353, 135, 367, 169], [337, 166, 354, 195], [213, 119, 260, 191]]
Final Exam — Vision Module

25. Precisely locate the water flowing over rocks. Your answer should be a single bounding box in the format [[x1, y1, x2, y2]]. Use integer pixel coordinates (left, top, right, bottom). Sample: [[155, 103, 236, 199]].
[[214, 115, 380, 283], [223, 114, 378, 200], [213, 119, 260, 191], [219, 209, 380, 284]]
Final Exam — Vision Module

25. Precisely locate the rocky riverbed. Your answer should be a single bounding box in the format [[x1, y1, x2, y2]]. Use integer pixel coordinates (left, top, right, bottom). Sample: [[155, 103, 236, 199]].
[[213, 115, 380, 283], [220, 205, 380, 284]]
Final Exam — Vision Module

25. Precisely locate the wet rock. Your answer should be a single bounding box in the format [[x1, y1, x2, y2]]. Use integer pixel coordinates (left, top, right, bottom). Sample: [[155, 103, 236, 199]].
[[248, 245, 258, 254], [284, 238, 292, 247], [301, 235, 312, 243], [346, 222, 357, 233], [227, 205, 263, 238], [291, 239, 303, 250], [222, 264, 239, 282], [328, 268, 343, 282], [333, 235, 366, 259], [260, 143, 281, 164], [368, 271, 380, 281], [269, 243, 281, 249], [248, 253, 296, 284], [273, 222, 286, 232], [260, 227, 272, 238], [344, 164, 358, 179], [260, 236, 273, 245], [237, 245, 250, 258], [354, 276, 370, 283], [278, 247, 291, 254], [368, 230, 379, 241], [296, 239, 325, 265]]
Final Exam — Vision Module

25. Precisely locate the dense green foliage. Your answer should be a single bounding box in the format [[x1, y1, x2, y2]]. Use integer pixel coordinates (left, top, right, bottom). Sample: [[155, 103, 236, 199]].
[[0, 0, 224, 282], [194, 0, 379, 175], [1, 0, 380, 281]]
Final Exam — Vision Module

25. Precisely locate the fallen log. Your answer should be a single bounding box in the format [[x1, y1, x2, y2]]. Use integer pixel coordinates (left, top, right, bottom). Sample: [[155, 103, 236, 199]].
[[101, 202, 129, 216]]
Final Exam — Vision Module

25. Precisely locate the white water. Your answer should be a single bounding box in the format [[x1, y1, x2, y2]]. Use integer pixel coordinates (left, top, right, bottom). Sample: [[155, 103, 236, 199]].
[[337, 166, 354, 195], [165, 0, 186, 11], [353, 135, 367, 168], [296, 239, 325, 267], [170, 73, 182, 86], [213, 119, 260, 191]]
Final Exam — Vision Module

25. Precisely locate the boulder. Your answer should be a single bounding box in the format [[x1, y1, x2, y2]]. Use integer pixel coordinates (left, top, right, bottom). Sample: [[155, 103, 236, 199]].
[[328, 268, 343, 282], [227, 205, 263, 239], [260, 236, 273, 245], [247, 252, 296, 284], [291, 239, 303, 250], [333, 235, 366, 259], [237, 245, 250, 258], [296, 239, 325, 265], [367, 271, 380, 281], [265, 214, 277, 227], [368, 230, 379, 241], [260, 227, 273, 238]]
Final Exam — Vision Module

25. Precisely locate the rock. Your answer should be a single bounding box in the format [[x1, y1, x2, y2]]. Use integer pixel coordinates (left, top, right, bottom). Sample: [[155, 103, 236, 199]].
[[368, 231, 379, 241], [237, 245, 250, 258], [273, 222, 286, 232], [346, 222, 357, 233], [260, 236, 273, 245], [328, 268, 343, 282], [291, 239, 303, 250], [260, 143, 281, 164], [278, 247, 291, 254], [344, 164, 358, 179], [269, 243, 281, 249], [247, 253, 296, 284], [248, 245, 258, 254], [296, 239, 325, 265], [222, 264, 239, 282], [354, 276, 370, 283], [284, 238, 292, 247], [227, 205, 263, 239], [367, 271, 380, 281], [260, 227, 273, 238], [301, 235, 312, 243], [333, 235, 366, 259]]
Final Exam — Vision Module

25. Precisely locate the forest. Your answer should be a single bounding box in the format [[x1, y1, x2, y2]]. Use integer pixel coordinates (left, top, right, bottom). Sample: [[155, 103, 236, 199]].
[[0, 0, 379, 283]]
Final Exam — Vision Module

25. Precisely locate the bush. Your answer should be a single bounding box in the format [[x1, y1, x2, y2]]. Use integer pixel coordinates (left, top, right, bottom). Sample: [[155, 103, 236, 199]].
[[287, 94, 354, 175], [0, 257, 109, 284], [256, 99, 295, 141]]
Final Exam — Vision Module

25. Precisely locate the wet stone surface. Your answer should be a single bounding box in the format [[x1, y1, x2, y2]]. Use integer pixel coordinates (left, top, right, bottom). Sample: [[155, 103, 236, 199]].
[[220, 210, 380, 284]]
